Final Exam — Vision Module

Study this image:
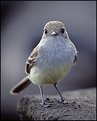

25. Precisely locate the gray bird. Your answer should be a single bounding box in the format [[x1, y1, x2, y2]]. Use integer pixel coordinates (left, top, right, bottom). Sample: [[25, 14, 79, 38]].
[[10, 21, 78, 107]]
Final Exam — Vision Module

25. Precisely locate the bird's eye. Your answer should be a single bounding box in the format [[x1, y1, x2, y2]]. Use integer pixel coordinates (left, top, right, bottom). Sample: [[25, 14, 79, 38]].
[[44, 29, 48, 34], [61, 28, 65, 34]]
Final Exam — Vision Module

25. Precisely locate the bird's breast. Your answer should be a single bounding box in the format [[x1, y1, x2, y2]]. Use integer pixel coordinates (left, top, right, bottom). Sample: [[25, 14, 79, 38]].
[[28, 38, 75, 85], [38, 39, 74, 71]]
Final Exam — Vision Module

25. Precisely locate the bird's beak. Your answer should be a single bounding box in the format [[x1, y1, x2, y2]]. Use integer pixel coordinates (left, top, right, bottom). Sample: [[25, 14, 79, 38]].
[[51, 31, 58, 36]]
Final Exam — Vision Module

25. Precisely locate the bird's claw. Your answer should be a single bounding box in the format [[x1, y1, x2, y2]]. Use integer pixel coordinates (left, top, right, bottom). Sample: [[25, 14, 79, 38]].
[[40, 102, 52, 108]]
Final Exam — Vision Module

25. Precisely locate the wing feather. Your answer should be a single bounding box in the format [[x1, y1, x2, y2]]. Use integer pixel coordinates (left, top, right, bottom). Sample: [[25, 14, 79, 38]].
[[25, 46, 39, 75]]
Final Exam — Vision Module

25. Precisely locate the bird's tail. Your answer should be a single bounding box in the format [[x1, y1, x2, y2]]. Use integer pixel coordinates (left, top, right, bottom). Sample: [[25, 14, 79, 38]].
[[10, 76, 31, 95]]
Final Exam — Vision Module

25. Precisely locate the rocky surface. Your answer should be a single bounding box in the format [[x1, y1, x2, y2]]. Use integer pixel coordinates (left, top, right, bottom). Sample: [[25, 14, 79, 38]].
[[17, 88, 96, 120]]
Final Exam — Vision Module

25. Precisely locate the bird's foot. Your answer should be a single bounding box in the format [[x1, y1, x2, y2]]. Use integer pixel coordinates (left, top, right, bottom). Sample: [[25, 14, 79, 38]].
[[40, 102, 52, 108], [58, 99, 70, 105]]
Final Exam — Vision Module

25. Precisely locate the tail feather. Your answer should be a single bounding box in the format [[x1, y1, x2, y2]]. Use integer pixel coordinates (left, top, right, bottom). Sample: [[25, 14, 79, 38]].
[[10, 77, 31, 95]]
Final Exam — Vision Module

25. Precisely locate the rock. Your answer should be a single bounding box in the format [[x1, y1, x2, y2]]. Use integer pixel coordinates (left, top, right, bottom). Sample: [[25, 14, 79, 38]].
[[17, 88, 96, 120]]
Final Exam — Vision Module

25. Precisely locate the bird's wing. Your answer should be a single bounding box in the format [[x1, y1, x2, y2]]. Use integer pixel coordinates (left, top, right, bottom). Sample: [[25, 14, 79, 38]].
[[68, 40, 78, 65], [73, 54, 77, 64], [73, 48, 78, 64], [25, 45, 40, 75]]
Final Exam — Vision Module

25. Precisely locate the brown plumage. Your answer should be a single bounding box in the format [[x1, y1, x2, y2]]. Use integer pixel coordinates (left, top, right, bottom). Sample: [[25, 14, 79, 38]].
[[10, 77, 31, 95]]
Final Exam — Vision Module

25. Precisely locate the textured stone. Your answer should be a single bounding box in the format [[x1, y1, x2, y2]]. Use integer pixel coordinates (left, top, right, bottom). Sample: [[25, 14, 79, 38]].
[[17, 88, 96, 120]]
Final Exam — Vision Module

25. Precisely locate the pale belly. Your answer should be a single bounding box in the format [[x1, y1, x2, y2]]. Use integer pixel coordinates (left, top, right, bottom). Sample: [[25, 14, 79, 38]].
[[28, 63, 70, 85]]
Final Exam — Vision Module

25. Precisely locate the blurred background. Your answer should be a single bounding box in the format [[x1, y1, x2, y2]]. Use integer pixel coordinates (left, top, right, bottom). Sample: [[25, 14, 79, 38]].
[[1, 1, 96, 120]]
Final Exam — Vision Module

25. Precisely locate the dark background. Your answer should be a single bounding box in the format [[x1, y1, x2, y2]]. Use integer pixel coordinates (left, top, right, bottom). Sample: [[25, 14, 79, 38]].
[[1, 1, 96, 120]]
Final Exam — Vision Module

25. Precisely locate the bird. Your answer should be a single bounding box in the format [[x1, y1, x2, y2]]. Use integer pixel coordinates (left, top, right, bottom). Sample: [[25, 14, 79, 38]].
[[10, 21, 78, 107]]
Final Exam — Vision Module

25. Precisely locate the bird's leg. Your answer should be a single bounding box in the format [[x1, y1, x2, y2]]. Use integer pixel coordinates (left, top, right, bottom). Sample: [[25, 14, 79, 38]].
[[39, 85, 51, 107], [54, 83, 64, 102], [39, 85, 44, 105], [54, 83, 69, 104]]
